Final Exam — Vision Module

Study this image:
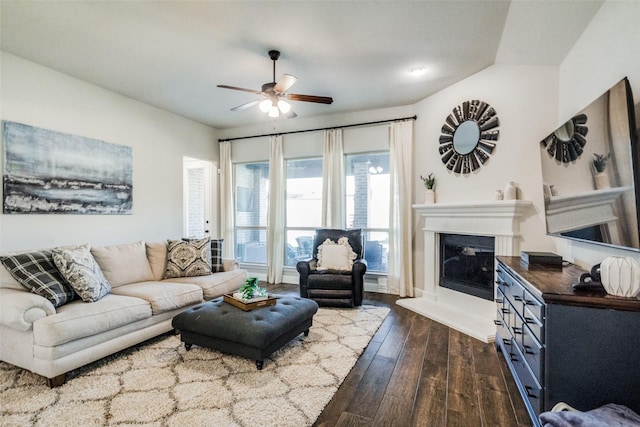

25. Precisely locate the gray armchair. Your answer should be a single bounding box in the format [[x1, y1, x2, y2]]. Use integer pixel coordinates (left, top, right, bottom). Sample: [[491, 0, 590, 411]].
[[296, 228, 367, 307]]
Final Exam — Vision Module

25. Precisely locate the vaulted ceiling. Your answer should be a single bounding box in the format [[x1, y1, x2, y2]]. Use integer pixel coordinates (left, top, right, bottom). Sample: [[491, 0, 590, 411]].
[[0, 1, 603, 129]]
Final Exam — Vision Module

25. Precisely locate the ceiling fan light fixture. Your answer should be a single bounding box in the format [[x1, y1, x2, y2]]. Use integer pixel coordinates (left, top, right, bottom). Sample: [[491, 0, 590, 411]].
[[277, 99, 291, 114], [268, 105, 280, 118], [259, 99, 272, 113]]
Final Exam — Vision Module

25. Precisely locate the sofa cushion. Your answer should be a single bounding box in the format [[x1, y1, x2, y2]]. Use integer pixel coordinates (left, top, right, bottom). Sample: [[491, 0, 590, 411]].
[[32, 294, 152, 347], [110, 281, 203, 315], [91, 241, 154, 287], [146, 241, 168, 281], [52, 245, 111, 302], [164, 269, 247, 300], [164, 238, 211, 279], [1, 250, 76, 307]]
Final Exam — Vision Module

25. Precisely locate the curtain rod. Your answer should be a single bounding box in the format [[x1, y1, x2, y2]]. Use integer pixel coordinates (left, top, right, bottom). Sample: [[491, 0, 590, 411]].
[[217, 115, 417, 143]]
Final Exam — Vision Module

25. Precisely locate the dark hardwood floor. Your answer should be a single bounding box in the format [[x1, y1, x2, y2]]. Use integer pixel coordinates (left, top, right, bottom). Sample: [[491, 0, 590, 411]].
[[267, 283, 532, 427]]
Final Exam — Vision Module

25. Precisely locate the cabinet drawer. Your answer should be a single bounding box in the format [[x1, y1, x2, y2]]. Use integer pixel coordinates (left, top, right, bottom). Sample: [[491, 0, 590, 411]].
[[511, 339, 543, 417], [522, 324, 543, 383], [495, 309, 512, 347], [523, 287, 545, 327]]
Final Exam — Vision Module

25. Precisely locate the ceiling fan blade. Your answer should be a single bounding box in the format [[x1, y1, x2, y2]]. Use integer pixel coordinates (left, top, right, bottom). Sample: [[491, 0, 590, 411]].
[[217, 84, 262, 95], [231, 100, 260, 111], [274, 74, 298, 93], [287, 93, 333, 104]]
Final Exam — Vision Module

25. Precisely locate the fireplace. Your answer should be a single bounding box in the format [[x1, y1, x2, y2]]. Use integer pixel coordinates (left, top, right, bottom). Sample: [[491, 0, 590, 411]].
[[440, 233, 495, 301], [401, 200, 532, 342]]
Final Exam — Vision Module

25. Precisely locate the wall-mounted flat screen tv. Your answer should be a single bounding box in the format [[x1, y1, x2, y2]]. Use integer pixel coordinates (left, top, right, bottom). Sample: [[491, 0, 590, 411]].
[[539, 77, 640, 251]]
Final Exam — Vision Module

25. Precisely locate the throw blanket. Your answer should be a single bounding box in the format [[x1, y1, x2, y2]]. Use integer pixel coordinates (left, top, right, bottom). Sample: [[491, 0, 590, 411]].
[[539, 403, 640, 427]]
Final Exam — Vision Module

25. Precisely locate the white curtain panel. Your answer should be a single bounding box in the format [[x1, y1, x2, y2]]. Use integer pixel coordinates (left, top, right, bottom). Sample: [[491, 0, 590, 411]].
[[219, 141, 235, 259], [388, 121, 414, 297], [322, 128, 344, 228], [267, 135, 285, 284]]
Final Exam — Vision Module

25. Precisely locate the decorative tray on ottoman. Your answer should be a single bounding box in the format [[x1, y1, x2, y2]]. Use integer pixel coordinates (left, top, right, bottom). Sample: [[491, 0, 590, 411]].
[[223, 294, 277, 311]]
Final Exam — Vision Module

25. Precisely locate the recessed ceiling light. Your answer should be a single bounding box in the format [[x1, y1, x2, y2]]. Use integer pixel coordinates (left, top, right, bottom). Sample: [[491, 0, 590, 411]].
[[408, 66, 428, 76]]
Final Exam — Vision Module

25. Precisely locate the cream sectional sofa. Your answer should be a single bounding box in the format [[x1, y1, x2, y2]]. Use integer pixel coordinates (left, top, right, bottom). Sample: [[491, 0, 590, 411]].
[[0, 240, 247, 386]]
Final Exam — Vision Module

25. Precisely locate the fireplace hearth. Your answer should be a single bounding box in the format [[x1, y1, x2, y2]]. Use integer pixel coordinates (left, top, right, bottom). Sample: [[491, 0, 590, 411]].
[[402, 200, 532, 342], [440, 233, 495, 301]]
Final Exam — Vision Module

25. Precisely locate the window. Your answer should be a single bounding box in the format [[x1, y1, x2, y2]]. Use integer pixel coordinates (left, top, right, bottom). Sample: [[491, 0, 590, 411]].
[[234, 162, 269, 264], [346, 152, 390, 273], [284, 158, 323, 266]]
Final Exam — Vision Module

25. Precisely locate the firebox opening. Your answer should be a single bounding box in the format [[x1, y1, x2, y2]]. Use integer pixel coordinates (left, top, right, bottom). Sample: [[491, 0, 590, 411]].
[[440, 233, 495, 301]]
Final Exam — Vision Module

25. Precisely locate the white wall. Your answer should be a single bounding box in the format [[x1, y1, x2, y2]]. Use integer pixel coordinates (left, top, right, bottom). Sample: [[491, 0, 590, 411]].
[[0, 53, 219, 251], [411, 64, 559, 293], [554, 0, 640, 267]]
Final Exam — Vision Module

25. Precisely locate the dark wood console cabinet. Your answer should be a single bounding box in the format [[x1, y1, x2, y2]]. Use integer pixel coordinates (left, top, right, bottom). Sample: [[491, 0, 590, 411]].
[[495, 256, 640, 426]]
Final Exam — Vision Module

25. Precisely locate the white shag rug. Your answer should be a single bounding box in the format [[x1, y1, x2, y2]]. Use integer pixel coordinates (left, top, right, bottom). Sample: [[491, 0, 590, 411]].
[[0, 305, 390, 427]]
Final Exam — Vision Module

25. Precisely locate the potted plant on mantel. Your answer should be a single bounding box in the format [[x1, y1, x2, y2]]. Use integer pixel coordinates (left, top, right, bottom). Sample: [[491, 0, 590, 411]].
[[592, 153, 611, 190], [420, 173, 436, 204]]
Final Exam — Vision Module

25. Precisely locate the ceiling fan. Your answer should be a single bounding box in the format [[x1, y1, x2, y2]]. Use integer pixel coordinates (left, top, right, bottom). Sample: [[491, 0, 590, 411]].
[[217, 50, 333, 119]]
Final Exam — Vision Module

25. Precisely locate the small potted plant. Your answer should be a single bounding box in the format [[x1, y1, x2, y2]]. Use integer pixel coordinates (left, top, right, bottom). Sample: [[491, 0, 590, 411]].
[[592, 153, 611, 189], [236, 276, 267, 301], [420, 173, 436, 204]]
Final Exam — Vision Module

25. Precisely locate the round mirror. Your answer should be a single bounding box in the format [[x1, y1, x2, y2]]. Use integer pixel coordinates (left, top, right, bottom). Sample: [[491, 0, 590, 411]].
[[554, 120, 575, 142], [439, 100, 500, 174], [540, 114, 589, 163], [453, 120, 480, 155]]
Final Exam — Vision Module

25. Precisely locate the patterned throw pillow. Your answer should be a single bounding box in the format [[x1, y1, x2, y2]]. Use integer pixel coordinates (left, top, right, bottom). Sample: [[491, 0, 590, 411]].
[[210, 239, 224, 273], [1, 250, 76, 307], [164, 238, 212, 279], [52, 245, 111, 302]]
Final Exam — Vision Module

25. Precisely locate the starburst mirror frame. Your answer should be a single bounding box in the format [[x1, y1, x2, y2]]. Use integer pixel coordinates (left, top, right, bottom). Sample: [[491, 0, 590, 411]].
[[540, 114, 589, 163], [439, 100, 500, 174]]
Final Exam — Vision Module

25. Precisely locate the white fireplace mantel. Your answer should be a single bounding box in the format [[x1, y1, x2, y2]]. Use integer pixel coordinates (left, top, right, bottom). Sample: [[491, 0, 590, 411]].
[[398, 200, 532, 343]]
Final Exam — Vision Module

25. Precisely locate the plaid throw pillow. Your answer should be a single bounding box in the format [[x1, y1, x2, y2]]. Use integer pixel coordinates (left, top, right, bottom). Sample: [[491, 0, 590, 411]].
[[1, 250, 76, 307], [210, 239, 224, 273]]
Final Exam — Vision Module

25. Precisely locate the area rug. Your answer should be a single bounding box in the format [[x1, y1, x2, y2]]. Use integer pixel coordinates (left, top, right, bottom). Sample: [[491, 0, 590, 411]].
[[0, 305, 389, 427]]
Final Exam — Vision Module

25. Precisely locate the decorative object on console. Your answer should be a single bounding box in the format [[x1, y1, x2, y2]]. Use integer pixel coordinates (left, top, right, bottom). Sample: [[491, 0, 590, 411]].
[[599, 256, 640, 297], [520, 251, 562, 269], [2, 121, 133, 215], [592, 152, 611, 189], [495, 189, 503, 200], [420, 173, 436, 204], [540, 113, 588, 163], [439, 100, 500, 174]]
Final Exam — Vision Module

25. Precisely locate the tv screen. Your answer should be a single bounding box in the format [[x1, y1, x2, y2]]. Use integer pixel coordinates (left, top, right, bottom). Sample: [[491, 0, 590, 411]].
[[539, 77, 640, 251]]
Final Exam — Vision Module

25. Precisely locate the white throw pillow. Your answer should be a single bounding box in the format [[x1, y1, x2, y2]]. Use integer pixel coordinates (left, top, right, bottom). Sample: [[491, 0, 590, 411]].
[[316, 237, 357, 271]]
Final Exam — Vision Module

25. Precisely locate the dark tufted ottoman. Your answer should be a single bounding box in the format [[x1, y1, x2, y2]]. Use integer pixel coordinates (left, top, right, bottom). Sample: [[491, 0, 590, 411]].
[[171, 295, 319, 369]]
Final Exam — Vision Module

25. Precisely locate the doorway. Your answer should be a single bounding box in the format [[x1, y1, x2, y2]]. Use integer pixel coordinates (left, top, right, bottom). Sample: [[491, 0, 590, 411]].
[[183, 157, 216, 239]]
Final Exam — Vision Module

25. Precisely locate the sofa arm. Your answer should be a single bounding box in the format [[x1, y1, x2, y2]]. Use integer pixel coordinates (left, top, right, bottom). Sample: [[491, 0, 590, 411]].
[[222, 258, 240, 272], [0, 288, 56, 331]]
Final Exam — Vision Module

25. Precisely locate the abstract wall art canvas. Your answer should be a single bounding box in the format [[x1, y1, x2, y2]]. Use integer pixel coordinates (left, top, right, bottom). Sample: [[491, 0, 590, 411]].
[[2, 121, 133, 214]]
